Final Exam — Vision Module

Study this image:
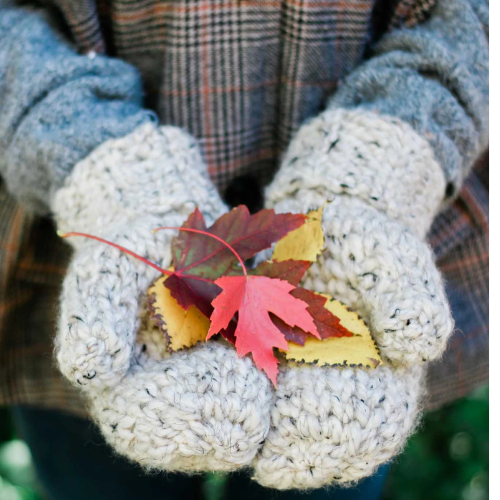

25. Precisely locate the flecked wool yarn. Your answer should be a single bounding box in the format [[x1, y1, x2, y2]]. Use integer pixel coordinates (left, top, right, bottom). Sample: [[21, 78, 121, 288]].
[[52, 111, 454, 488], [252, 109, 454, 489], [53, 124, 274, 472], [253, 364, 424, 489]]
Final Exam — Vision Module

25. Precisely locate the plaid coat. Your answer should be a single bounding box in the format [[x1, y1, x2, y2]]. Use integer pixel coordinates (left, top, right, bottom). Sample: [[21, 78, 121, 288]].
[[0, 0, 488, 415]]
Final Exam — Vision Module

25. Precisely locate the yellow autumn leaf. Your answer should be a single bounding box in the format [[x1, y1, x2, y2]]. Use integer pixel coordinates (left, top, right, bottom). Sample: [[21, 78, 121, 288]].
[[283, 297, 382, 368], [148, 275, 210, 351], [272, 206, 325, 262]]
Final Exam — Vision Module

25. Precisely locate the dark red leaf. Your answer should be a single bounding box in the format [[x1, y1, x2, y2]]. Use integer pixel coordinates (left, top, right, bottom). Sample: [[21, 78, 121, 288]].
[[290, 288, 353, 340], [251, 259, 311, 286], [270, 315, 308, 345], [166, 206, 306, 311], [162, 274, 220, 318], [219, 320, 237, 345]]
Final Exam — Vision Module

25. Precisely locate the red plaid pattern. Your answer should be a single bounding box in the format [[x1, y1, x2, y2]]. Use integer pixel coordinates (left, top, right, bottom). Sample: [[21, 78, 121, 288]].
[[426, 156, 489, 409], [46, 1, 377, 191]]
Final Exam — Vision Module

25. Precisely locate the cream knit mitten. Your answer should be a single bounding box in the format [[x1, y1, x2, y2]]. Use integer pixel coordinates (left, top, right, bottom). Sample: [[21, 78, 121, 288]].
[[254, 109, 454, 489], [52, 123, 273, 472]]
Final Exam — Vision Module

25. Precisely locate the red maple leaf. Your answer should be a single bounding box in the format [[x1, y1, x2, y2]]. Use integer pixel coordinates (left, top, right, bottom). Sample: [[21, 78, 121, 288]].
[[161, 207, 306, 314], [207, 275, 320, 385], [250, 260, 352, 344]]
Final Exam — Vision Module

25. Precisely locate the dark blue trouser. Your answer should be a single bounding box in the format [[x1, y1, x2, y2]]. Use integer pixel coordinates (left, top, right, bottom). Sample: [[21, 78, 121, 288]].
[[12, 407, 388, 500]]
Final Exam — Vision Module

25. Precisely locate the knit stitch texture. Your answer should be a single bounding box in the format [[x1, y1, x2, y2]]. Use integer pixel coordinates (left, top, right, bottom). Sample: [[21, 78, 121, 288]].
[[253, 364, 423, 489]]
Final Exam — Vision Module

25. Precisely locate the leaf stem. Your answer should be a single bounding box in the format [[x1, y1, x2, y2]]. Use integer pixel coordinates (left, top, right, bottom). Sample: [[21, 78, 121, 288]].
[[153, 226, 248, 276], [60, 232, 172, 275], [59, 231, 217, 284]]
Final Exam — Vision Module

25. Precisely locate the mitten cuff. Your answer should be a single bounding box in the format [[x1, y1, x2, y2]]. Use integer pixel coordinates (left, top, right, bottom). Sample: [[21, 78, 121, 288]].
[[52, 122, 225, 238], [267, 108, 446, 238]]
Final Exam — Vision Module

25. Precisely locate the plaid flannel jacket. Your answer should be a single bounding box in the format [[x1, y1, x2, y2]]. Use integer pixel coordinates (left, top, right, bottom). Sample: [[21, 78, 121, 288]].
[[0, 0, 488, 415]]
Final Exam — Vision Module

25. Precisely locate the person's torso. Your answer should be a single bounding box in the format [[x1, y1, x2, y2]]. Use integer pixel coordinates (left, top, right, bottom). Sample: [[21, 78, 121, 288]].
[[48, 0, 434, 193], [0, 0, 488, 415]]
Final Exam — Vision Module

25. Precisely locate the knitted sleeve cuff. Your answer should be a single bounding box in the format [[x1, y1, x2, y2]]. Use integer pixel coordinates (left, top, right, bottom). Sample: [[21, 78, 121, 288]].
[[0, 6, 157, 214], [266, 108, 446, 239]]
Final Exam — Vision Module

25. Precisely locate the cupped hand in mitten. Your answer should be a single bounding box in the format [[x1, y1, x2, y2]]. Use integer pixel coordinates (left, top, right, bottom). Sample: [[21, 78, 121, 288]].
[[252, 196, 444, 489], [53, 124, 274, 472], [252, 109, 454, 489]]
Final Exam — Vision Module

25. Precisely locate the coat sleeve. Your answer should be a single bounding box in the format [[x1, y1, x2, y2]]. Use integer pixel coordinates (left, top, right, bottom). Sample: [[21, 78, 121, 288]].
[[0, 1, 157, 213], [329, 0, 488, 197]]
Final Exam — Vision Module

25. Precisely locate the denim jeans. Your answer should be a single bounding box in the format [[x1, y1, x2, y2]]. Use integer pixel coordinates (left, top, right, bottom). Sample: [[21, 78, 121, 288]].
[[12, 407, 388, 500]]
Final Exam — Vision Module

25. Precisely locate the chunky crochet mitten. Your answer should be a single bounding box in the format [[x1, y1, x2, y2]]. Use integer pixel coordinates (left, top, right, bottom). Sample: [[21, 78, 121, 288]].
[[52, 123, 273, 472], [254, 109, 454, 489]]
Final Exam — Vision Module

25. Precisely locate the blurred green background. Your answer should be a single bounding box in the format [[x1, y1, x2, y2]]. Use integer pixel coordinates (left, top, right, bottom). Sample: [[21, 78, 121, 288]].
[[0, 384, 488, 500]]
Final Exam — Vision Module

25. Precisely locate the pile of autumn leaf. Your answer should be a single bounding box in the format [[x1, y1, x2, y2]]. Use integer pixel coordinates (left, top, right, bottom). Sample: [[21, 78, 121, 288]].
[[63, 205, 381, 385], [145, 205, 382, 385]]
